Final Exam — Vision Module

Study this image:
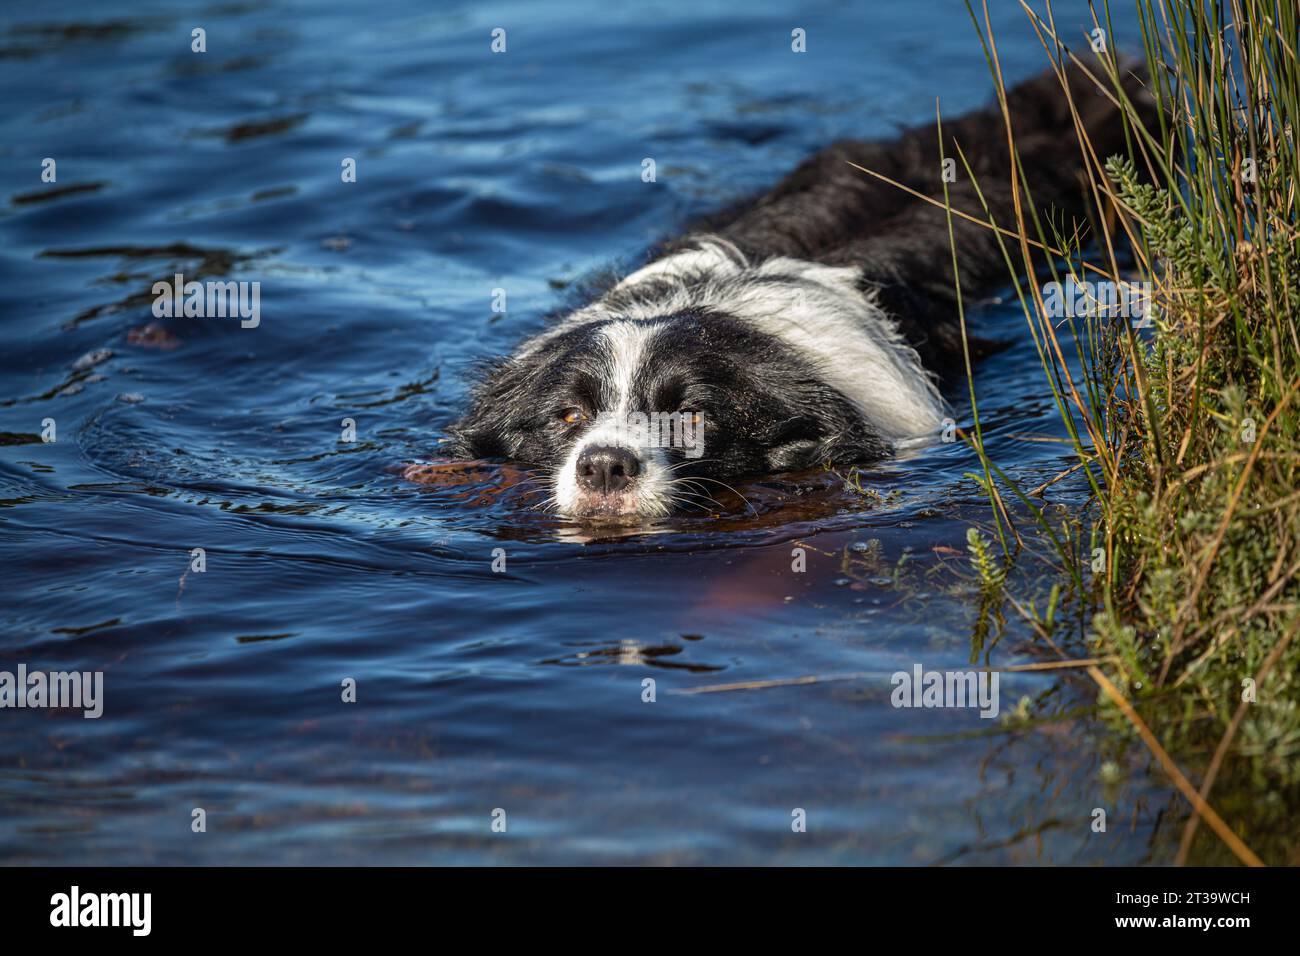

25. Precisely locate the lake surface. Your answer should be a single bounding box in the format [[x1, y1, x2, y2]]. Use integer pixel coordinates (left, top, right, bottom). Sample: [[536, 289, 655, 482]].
[[0, 0, 1178, 864]]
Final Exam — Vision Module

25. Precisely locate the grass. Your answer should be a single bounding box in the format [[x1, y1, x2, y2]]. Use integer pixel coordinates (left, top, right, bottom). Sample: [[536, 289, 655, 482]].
[[923, 0, 1299, 865]]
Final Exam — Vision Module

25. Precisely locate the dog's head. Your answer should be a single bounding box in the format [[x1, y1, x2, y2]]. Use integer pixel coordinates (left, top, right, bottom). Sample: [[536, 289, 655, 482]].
[[448, 309, 888, 519]]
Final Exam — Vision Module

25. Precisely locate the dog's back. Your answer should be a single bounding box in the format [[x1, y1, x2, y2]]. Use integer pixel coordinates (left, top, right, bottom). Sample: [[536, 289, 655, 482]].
[[674, 63, 1154, 374]]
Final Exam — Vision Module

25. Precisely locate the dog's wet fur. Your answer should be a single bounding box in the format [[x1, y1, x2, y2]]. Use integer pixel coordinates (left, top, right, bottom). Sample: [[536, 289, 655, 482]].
[[448, 66, 1150, 519]]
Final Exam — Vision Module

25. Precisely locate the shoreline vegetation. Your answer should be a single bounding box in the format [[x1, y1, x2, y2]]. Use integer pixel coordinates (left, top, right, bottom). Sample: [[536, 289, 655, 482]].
[[903, 0, 1298, 864]]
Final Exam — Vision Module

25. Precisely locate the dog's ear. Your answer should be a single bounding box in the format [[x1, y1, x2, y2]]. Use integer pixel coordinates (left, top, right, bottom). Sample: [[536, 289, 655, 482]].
[[442, 422, 498, 459], [812, 421, 893, 470], [764, 409, 891, 473], [765, 437, 822, 472], [446, 391, 514, 459], [762, 414, 823, 471], [444, 357, 519, 459]]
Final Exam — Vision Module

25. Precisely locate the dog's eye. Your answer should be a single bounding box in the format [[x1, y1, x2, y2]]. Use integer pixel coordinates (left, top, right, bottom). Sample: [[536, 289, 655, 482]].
[[560, 408, 587, 425]]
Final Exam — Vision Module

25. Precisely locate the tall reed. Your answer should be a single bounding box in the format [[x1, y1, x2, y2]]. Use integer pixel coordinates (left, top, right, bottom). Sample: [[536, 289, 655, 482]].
[[946, 0, 1299, 864]]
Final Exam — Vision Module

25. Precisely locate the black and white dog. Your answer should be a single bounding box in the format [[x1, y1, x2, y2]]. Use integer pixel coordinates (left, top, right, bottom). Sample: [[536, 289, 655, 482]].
[[449, 66, 1146, 519]]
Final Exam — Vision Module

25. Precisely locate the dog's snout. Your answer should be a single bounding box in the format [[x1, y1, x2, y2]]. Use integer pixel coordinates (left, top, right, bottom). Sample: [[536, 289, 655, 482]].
[[576, 445, 640, 493]]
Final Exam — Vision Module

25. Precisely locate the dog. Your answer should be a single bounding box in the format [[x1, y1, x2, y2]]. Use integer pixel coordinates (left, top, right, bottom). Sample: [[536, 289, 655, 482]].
[[447, 65, 1148, 519]]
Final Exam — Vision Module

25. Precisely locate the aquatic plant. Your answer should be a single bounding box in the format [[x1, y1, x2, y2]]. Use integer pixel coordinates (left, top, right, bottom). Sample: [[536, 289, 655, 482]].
[[917, 0, 1299, 865]]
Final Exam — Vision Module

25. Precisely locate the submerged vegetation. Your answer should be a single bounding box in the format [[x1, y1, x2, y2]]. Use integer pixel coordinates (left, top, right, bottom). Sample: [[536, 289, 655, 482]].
[[932, 0, 1299, 864]]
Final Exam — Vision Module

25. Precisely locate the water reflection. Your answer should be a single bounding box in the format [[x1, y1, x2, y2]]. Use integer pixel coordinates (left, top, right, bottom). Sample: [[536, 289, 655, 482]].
[[0, 0, 1182, 864]]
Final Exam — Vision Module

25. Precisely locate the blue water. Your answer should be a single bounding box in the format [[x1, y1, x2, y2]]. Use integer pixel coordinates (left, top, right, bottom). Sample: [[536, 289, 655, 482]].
[[0, 0, 1176, 864]]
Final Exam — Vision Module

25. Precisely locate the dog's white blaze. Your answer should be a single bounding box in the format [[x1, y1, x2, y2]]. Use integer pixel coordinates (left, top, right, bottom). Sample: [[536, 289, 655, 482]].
[[553, 321, 673, 518], [599, 320, 658, 417]]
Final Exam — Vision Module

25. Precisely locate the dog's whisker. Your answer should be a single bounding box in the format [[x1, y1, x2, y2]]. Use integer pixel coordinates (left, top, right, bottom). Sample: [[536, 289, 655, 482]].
[[665, 458, 720, 472], [673, 476, 755, 514], [666, 495, 711, 514], [665, 482, 728, 511], [667, 477, 723, 498], [669, 495, 721, 513]]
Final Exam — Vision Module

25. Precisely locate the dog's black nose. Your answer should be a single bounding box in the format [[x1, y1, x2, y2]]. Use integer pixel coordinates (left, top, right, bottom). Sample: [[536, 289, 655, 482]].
[[576, 445, 640, 493]]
